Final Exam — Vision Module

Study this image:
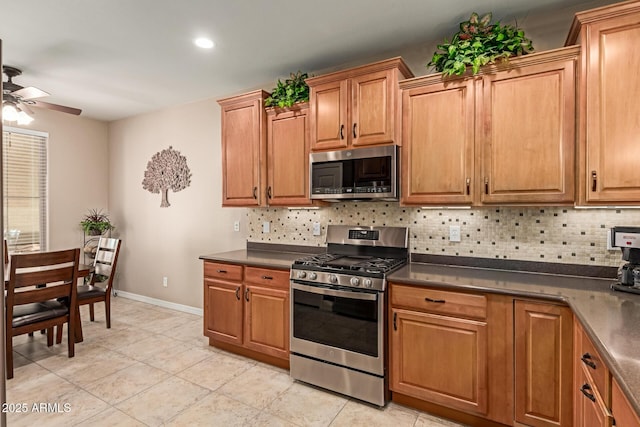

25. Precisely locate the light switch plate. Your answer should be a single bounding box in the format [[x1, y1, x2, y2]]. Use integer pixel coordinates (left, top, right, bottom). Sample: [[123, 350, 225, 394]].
[[262, 221, 270, 233], [313, 222, 321, 236], [449, 225, 461, 242]]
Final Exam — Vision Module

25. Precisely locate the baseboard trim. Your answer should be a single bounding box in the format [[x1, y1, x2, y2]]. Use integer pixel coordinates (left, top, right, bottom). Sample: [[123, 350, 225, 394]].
[[116, 290, 203, 316]]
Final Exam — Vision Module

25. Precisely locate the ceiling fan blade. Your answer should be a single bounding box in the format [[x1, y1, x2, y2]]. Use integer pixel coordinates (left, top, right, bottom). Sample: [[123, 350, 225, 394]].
[[18, 101, 35, 115], [12, 86, 49, 100], [32, 100, 81, 116]]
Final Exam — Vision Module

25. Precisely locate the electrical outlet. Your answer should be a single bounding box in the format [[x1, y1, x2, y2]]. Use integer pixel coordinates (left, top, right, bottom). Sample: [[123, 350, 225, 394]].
[[162, 276, 168, 287], [449, 225, 461, 242], [262, 221, 270, 233], [313, 222, 321, 236], [233, 220, 240, 232]]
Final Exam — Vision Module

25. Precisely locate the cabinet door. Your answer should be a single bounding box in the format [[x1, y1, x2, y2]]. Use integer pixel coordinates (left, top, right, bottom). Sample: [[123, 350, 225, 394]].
[[401, 77, 475, 205], [351, 69, 394, 147], [267, 106, 312, 206], [310, 79, 348, 150], [611, 378, 640, 427], [220, 92, 266, 206], [584, 15, 640, 203], [575, 366, 613, 427], [204, 279, 243, 345], [390, 308, 488, 414], [243, 284, 289, 360], [481, 56, 576, 204], [514, 301, 573, 427]]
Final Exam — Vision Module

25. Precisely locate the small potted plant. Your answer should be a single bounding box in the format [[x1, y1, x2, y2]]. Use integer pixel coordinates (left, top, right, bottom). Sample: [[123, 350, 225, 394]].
[[80, 209, 115, 236], [265, 71, 310, 108], [428, 12, 534, 76]]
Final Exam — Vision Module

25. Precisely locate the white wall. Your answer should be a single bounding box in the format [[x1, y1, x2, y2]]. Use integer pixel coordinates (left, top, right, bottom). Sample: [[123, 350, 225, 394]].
[[108, 98, 246, 309], [8, 109, 109, 253]]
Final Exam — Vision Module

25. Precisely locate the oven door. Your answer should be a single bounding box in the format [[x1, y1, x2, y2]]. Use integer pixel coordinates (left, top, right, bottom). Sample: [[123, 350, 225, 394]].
[[290, 281, 384, 376]]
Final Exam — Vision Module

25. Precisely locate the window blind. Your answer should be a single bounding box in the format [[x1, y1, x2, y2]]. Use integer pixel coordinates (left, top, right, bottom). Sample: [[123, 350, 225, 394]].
[[2, 127, 48, 253]]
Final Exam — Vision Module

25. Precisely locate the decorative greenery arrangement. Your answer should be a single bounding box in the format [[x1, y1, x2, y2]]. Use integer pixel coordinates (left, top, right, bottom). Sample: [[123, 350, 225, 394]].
[[265, 71, 310, 108], [80, 209, 115, 235], [428, 12, 533, 76]]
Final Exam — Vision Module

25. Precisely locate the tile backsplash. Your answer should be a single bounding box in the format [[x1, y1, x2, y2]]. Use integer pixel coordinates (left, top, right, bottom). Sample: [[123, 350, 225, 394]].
[[247, 203, 640, 267]]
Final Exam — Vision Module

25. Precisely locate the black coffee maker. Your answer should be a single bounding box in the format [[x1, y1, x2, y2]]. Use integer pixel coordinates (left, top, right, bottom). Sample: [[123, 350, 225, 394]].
[[611, 226, 640, 295]]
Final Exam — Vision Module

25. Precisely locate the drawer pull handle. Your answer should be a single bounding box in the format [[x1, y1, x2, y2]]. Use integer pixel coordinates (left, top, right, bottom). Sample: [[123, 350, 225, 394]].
[[393, 312, 397, 331], [591, 171, 597, 192], [216, 269, 227, 274], [235, 287, 240, 300], [261, 275, 273, 280], [267, 186, 272, 199], [425, 297, 446, 303], [339, 124, 344, 140], [253, 187, 258, 199], [581, 353, 597, 370], [466, 178, 470, 195], [484, 177, 489, 195], [244, 288, 250, 302], [353, 123, 357, 138], [580, 384, 596, 402]]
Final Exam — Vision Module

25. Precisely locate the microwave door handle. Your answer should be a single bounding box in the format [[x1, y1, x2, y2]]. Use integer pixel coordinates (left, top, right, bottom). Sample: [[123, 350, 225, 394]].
[[291, 282, 377, 301]]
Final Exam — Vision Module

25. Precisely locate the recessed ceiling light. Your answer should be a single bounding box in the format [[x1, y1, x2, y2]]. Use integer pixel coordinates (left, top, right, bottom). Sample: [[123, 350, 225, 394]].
[[194, 37, 214, 49]]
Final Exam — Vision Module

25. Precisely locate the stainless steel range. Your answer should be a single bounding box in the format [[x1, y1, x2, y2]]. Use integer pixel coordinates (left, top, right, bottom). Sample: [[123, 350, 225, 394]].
[[289, 225, 409, 406]]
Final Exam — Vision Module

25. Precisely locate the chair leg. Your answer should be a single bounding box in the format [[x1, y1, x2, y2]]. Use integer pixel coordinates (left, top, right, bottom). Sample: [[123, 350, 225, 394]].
[[56, 325, 63, 344], [67, 321, 74, 359], [105, 299, 111, 329], [46, 328, 53, 347], [89, 303, 95, 322], [6, 332, 13, 380]]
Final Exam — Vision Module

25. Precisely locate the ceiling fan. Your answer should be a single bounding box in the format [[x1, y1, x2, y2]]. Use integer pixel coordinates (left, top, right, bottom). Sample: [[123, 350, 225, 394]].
[[2, 65, 82, 124]]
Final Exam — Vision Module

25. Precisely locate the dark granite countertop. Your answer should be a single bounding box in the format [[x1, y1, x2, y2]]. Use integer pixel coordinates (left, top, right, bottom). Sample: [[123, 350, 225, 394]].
[[388, 263, 640, 416], [198, 248, 640, 416]]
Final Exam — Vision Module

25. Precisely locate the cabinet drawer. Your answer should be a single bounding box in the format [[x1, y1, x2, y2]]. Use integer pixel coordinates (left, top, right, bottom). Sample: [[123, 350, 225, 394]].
[[391, 284, 486, 320], [578, 327, 610, 401], [245, 266, 290, 289], [204, 262, 243, 281]]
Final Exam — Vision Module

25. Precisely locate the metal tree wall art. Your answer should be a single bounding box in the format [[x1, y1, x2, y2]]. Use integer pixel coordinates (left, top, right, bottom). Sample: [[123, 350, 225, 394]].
[[142, 146, 192, 207]]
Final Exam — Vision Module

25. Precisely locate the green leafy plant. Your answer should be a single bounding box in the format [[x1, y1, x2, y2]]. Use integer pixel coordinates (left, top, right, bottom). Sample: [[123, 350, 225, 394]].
[[428, 12, 534, 76], [265, 71, 310, 108], [80, 209, 114, 235]]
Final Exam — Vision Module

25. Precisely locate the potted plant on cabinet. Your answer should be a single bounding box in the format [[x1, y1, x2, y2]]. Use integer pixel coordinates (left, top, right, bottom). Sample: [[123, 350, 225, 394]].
[[264, 71, 310, 108], [80, 209, 115, 236], [428, 12, 534, 76]]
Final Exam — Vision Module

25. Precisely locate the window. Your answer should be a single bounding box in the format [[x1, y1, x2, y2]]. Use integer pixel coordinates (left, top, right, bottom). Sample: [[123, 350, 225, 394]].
[[2, 127, 48, 253]]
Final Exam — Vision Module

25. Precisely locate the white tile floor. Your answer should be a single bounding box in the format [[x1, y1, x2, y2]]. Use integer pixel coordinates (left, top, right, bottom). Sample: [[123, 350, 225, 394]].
[[6, 297, 467, 426]]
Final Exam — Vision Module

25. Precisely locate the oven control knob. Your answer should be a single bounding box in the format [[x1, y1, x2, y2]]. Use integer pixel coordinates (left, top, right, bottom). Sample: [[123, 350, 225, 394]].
[[329, 275, 338, 283], [350, 277, 360, 287], [308, 272, 317, 280], [363, 279, 373, 288], [296, 271, 306, 279]]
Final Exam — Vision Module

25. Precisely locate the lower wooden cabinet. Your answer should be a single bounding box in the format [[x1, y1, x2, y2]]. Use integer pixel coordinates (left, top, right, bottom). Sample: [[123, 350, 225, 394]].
[[575, 364, 613, 427], [514, 300, 573, 427], [390, 308, 488, 414], [203, 261, 290, 366], [612, 378, 640, 427]]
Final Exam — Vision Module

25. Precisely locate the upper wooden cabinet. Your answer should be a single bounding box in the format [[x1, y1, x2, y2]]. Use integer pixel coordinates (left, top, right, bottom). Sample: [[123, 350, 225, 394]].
[[400, 47, 578, 206], [307, 57, 413, 151], [218, 90, 268, 207], [266, 103, 312, 206], [567, 1, 640, 204]]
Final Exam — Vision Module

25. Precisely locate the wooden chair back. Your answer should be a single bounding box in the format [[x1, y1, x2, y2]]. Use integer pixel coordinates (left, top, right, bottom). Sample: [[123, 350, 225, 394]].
[[92, 237, 121, 291]]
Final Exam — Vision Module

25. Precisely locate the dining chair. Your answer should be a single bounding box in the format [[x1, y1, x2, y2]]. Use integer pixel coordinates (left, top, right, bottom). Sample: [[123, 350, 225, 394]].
[[77, 237, 121, 328], [5, 248, 80, 379]]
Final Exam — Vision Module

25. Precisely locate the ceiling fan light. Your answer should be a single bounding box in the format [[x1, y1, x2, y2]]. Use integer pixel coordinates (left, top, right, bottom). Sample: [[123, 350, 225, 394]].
[[2, 104, 19, 122], [17, 110, 34, 125]]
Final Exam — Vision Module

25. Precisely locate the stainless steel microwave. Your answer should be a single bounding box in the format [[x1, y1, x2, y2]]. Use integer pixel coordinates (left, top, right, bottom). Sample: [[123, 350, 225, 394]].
[[310, 145, 398, 201]]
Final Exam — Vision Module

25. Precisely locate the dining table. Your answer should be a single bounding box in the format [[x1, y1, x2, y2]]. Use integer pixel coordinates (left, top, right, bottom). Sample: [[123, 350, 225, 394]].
[[4, 262, 94, 343]]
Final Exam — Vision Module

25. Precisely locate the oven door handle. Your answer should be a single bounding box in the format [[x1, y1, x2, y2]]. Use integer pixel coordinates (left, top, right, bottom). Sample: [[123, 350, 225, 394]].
[[291, 282, 377, 301]]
